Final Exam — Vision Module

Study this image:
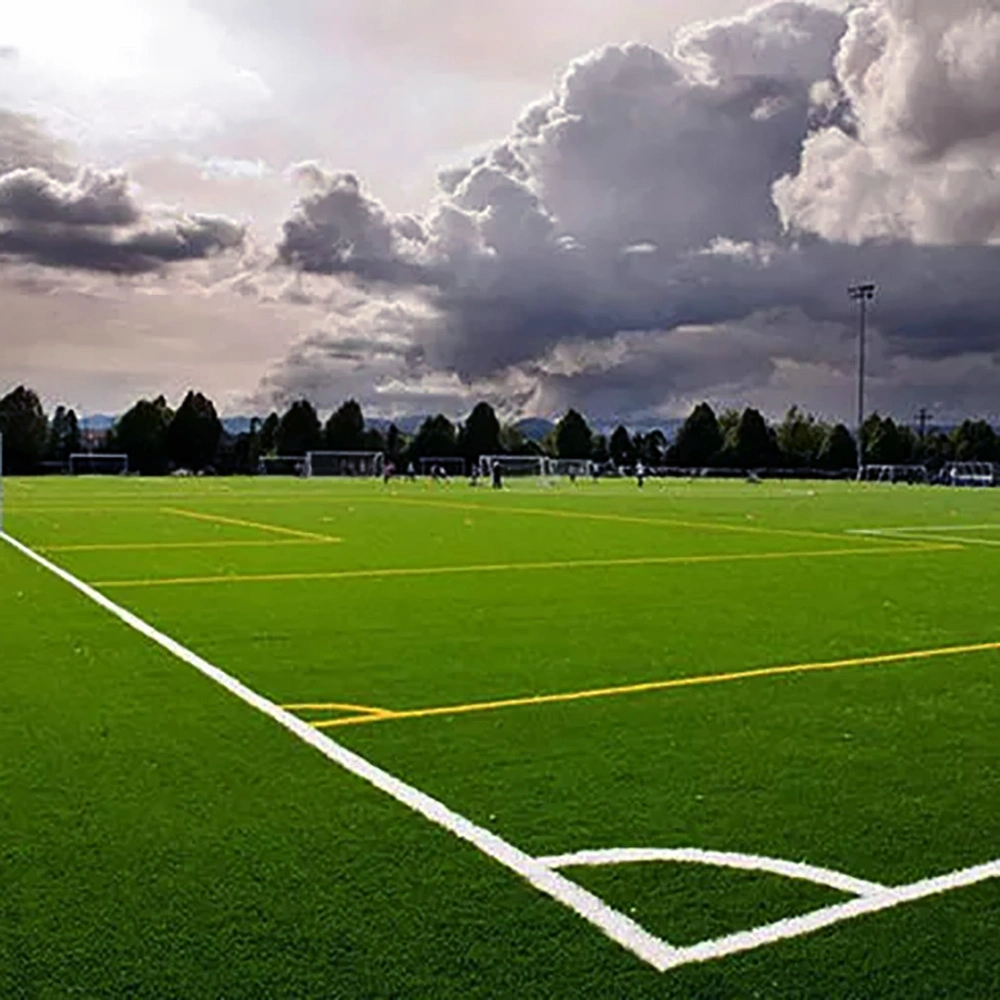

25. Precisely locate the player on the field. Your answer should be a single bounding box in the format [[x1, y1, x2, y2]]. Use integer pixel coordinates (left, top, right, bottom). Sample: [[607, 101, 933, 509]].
[[636, 460, 645, 488]]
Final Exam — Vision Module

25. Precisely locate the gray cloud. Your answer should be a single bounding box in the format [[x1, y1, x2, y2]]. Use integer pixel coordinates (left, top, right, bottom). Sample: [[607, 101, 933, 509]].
[[255, 0, 1000, 421], [775, 0, 1000, 244], [0, 116, 247, 274], [0, 167, 139, 226]]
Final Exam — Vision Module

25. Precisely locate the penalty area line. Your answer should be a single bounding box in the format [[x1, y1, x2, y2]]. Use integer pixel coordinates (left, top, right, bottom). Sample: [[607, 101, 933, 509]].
[[0, 529, 675, 974], [160, 506, 341, 543], [309, 637, 1000, 729]]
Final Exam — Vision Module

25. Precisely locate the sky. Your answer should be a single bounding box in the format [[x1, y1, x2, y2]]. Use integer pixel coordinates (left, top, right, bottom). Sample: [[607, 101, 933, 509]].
[[2, 0, 1000, 425]]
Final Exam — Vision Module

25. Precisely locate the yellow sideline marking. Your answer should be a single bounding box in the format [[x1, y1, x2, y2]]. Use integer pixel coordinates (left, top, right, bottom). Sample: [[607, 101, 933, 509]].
[[160, 506, 339, 542], [310, 639, 1000, 730], [371, 496, 911, 546], [282, 701, 392, 715], [90, 543, 958, 588], [41, 539, 337, 553]]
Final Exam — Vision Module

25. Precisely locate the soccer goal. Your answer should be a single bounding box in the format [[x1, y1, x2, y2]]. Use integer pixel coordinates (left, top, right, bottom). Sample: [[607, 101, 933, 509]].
[[259, 455, 306, 476], [419, 456, 466, 477], [68, 453, 129, 476], [478, 455, 548, 479], [943, 462, 997, 487], [547, 458, 594, 479], [861, 464, 929, 484], [304, 451, 384, 478]]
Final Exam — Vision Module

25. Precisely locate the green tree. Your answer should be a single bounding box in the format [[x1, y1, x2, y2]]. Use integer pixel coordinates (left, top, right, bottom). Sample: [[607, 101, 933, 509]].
[[818, 423, 857, 471], [459, 402, 501, 463], [591, 433, 609, 464], [324, 400, 365, 451], [499, 422, 537, 456], [0, 385, 48, 474], [864, 414, 915, 465], [259, 412, 280, 455], [639, 429, 667, 467], [669, 402, 723, 467], [555, 409, 593, 459], [950, 419, 999, 462], [410, 414, 458, 459], [609, 425, 635, 467], [731, 407, 778, 469], [46, 405, 81, 463], [777, 406, 827, 468], [110, 396, 173, 475], [276, 400, 322, 456], [386, 423, 403, 461], [166, 391, 223, 471]]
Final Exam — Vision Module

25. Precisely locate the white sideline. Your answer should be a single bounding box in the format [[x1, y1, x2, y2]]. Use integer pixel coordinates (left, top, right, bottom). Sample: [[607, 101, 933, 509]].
[[5, 527, 999, 975], [537, 847, 888, 898], [0, 530, 676, 971]]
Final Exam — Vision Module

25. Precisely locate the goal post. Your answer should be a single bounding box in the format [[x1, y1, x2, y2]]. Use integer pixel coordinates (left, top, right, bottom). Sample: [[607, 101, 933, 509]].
[[943, 462, 997, 487], [547, 458, 595, 479], [477, 455, 548, 479], [68, 453, 129, 476], [860, 464, 929, 485], [304, 451, 385, 478]]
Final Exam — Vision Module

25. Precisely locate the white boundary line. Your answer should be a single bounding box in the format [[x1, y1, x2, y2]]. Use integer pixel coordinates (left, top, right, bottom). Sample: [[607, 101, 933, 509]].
[[4, 528, 998, 975], [661, 859, 1000, 970], [0, 531, 675, 971], [538, 847, 889, 897]]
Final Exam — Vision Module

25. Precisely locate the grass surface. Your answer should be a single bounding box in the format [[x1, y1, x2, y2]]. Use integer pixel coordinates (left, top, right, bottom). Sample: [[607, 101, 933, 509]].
[[2, 475, 999, 998]]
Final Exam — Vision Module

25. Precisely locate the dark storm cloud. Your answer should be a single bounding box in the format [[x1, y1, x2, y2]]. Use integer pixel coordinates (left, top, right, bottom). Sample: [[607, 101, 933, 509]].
[[0, 115, 246, 274], [0, 212, 245, 274], [0, 168, 140, 226]]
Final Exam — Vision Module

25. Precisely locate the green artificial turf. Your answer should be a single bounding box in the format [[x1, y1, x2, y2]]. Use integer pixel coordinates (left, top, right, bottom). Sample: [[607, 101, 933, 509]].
[[2, 475, 999, 998]]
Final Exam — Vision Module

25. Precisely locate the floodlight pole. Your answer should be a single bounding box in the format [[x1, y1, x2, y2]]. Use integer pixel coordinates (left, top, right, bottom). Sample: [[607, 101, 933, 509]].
[[848, 283, 876, 481]]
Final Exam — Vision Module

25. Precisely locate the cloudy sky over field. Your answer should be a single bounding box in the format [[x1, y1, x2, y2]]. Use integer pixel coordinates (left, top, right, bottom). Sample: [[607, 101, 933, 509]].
[[2, 0, 1000, 423]]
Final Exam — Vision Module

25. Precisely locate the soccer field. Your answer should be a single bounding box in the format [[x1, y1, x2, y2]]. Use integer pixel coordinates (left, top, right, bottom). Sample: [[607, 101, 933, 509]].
[[2, 475, 999, 998]]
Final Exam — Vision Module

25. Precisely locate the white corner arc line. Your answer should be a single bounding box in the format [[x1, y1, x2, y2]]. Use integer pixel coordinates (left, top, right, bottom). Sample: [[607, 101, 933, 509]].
[[661, 859, 1000, 971], [537, 847, 888, 898], [0, 531, 676, 972]]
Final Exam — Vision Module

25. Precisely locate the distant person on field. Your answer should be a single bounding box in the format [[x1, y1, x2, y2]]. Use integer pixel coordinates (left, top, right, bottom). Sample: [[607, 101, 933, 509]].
[[636, 460, 645, 488], [406, 461, 416, 481], [492, 461, 503, 490], [383, 461, 394, 485]]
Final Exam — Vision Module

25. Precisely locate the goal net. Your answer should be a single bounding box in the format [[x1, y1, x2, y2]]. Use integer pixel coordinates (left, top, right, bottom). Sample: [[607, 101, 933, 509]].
[[305, 451, 384, 478], [68, 453, 129, 476], [478, 455, 547, 478], [860, 464, 929, 484], [259, 455, 306, 476], [547, 458, 594, 479], [944, 462, 997, 487], [419, 457, 466, 477]]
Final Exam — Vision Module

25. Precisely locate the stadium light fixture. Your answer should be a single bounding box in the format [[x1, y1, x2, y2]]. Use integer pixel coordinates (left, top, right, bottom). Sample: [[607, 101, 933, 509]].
[[848, 283, 876, 481]]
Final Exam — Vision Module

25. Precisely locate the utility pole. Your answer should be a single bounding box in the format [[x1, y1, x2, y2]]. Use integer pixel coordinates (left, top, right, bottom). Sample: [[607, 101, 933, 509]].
[[917, 407, 930, 443], [848, 283, 876, 480]]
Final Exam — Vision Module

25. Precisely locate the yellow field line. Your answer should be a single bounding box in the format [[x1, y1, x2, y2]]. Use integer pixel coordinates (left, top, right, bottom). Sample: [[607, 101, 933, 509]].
[[41, 539, 337, 553], [310, 638, 1000, 730], [160, 506, 340, 542], [371, 496, 911, 546], [283, 701, 392, 715], [90, 543, 958, 589]]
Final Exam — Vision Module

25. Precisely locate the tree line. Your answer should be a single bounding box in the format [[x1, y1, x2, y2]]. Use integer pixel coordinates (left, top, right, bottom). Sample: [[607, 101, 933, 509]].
[[1, 383, 998, 475]]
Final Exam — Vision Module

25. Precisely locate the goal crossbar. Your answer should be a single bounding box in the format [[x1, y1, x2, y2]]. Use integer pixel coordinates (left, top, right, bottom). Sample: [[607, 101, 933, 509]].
[[68, 453, 129, 475], [305, 451, 384, 478]]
